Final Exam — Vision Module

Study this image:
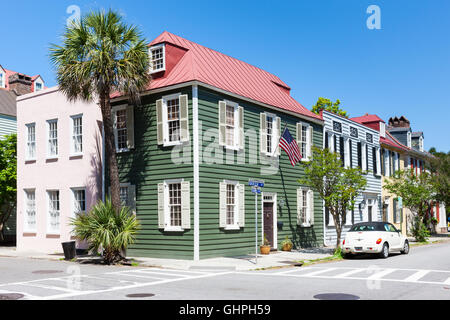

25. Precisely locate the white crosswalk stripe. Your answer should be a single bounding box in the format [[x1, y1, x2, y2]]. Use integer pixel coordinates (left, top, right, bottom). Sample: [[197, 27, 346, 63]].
[[0, 268, 230, 300], [237, 266, 450, 286]]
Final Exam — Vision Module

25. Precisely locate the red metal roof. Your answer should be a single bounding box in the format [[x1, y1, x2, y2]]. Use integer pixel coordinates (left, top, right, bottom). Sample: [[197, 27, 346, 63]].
[[350, 114, 385, 124], [351, 113, 409, 151], [2, 67, 43, 92], [112, 31, 322, 121]]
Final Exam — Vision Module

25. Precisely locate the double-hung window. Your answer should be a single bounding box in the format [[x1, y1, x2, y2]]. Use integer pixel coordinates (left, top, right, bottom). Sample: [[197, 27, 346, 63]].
[[158, 180, 190, 231], [156, 94, 189, 146], [149, 44, 165, 73], [297, 188, 314, 227], [72, 188, 86, 218], [47, 120, 58, 157], [113, 105, 134, 152], [296, 122, 312, 161], [26, 123, 36, 160], [71, 115, 83, 155], [47, 190, 60, 234], [218, 100, 243, 150], [219, 181, 244, 230], [259, 113, 279, 156], [24, 190, 36, 232]]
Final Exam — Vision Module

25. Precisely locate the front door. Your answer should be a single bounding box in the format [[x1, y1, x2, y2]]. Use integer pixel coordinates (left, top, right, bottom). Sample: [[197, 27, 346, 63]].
[[263, 202, 274, 248]]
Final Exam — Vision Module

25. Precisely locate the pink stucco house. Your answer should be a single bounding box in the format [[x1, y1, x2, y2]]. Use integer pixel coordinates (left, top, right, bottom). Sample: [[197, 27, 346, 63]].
[[16, 86, 103, 253]]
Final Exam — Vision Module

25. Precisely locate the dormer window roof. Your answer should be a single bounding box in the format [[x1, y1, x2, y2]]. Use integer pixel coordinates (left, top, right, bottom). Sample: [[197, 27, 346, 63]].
[[149, 44, 165, 74]]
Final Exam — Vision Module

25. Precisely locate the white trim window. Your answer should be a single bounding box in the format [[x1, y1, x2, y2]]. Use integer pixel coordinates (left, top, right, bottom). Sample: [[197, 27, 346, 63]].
[[158, 180, 190, 231], [24, 189, 36, 232], [156, 94, 189, 146], [260, 113, 280, 157], [296, 122, 313, 161], [0, 70, 5, 88], [167, 95, 181, 143], [26, 123, 36, 160], [72, 188, 86, 218], [35, 81, 43, 91], [47, 190, 60, 234], [297, 188, 314, 227], [149, 44, 165, 73], [219, 100, 243, 150], [219, 181, 244, 230], [116, 108, 128, 150], [47, 120, 58, 157], [71, 115, 83, 155]]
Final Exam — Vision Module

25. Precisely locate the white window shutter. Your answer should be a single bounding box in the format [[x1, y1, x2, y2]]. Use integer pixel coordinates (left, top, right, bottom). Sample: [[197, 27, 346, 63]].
[[219, 182, 227, 228], [238, 184, 245, 227], [156, 99, 164, 145], [157, 183, 165, 228], [296, 122, 303, 154], [296, 188, 302, 225], [128, 184, 136, 214], [344, 137, 349, 168], [179, 94, 189, 142], [309, 190, 314, 226], [218, 101, 226, 146], [275, 117, 281, 156], [260, 113, 267, 154], [181, 181, 191, 229], [126, 105, 135, 149], [238, 106, 244, 150], [330, 133, 335, 153], [307, 125, 313, 160]]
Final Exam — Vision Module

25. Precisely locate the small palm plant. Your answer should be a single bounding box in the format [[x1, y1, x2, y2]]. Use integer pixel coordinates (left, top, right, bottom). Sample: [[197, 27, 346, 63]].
[[71, 198, 140, 264]]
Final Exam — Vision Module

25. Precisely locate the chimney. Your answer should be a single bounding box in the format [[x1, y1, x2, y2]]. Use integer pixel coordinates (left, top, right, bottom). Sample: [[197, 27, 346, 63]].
[[388, 116, 410, 128], [8, 73, 32, 95]]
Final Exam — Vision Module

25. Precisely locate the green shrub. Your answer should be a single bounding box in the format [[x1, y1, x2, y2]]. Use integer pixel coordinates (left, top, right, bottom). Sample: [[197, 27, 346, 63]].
[[71, 198, 140, 264], [411, 215, 430, 242]]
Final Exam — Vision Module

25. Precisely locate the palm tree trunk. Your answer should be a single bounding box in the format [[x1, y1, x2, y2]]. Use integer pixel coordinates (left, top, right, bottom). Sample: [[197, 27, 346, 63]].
[[100, 92, 121, 212]]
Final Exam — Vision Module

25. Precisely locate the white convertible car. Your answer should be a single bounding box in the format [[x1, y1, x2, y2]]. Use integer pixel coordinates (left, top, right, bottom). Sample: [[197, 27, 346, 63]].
[[342, 222, 409, 259]]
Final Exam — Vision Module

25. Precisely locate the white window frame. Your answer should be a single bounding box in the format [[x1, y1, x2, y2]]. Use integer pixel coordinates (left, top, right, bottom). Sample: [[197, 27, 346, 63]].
[[70, 114, 83, 156], [164, 179, 184, 232], [298, 187, 313, 227], [47, 190, 60, 235], [113, 105, 129, 152], [0, 69, 5, 88], [224, 180, 240, 230], [71, 187, 86, 219], [24, 189, 36, 232], [34, 80, 44, 91], [149, 44, 165, 74], [221, 100, 240, 151], [25, 123, 36, 161], [162, 93, 183, 147], [264, 112, 279, 157], [407, 131, 412, 148], [46, 119, 58, 158], [298, 121, 312, 162]]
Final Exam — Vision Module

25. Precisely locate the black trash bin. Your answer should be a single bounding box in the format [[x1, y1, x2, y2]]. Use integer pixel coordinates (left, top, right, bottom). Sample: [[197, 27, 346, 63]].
[[61, 241, 77, 260]]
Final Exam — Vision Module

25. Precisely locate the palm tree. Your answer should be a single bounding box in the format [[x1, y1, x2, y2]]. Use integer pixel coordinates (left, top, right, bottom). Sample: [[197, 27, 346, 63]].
[[50, 9, 149, 211]]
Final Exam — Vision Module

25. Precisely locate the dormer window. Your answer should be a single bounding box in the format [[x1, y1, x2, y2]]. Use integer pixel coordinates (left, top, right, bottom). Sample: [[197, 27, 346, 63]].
[[0, 70, 5, 88], [150, 44, 165, 73]]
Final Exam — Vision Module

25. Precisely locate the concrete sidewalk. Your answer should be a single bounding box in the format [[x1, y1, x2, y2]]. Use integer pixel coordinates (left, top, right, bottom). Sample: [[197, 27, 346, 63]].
[[0, 246, 334, 271]]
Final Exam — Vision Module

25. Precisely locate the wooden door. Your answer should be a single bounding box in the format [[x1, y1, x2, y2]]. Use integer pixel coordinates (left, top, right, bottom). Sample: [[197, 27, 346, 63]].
[[263, 202, 274, 248]]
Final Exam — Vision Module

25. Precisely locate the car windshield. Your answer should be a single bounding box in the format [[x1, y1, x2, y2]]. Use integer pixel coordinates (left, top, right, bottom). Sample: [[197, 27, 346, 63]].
[[349, 223, 384, 232]]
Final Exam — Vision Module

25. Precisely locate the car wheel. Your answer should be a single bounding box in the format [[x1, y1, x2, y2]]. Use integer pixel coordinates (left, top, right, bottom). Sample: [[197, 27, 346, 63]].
[[400, 240, 409, 254], [343, 253, 353, 259], [379, 243, 389, 259]]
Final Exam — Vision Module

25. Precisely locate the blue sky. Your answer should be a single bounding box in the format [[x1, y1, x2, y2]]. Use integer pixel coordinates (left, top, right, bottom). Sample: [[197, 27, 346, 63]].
[[2, 0, 449, 151]]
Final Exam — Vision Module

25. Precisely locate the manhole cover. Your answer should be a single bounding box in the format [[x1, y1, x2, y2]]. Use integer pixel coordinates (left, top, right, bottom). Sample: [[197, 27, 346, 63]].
[[32, 270, 64, 274], [314, 293, 360, 300], [0, 293, 24, 300], [126, 293, 155, 298]]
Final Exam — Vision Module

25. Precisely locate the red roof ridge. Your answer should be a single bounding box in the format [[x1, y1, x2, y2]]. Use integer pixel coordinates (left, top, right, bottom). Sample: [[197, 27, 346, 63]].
[[149, 31, 291, 89]]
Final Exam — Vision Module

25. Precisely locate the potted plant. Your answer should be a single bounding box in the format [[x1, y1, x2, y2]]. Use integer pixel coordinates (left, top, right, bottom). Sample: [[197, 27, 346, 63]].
[[260, 234, 271, 255], [281, 236, 293, 251]]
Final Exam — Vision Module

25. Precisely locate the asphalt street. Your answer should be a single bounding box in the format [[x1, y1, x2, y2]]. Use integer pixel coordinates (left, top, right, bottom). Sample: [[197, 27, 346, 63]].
[[0, 241, 449, 300]]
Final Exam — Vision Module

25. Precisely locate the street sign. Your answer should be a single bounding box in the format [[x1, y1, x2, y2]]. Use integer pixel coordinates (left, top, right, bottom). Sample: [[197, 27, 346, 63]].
[[248, 179, 264, 187]]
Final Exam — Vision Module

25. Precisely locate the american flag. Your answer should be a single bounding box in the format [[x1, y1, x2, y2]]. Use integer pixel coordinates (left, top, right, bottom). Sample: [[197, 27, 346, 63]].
[[279, 127, 302, 166]]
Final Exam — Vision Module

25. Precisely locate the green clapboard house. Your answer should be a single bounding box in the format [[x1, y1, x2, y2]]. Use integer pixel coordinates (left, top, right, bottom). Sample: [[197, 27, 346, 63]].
[[109, 32, 325, 260]]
